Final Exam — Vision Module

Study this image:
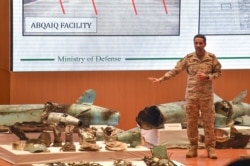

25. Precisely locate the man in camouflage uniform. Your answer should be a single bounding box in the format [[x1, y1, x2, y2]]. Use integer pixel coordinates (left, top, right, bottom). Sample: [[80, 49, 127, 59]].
[[148, 34, 221, 159]]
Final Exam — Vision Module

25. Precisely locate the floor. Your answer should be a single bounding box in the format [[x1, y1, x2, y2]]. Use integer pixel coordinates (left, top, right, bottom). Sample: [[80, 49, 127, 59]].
[[0, 149, 249, 166]]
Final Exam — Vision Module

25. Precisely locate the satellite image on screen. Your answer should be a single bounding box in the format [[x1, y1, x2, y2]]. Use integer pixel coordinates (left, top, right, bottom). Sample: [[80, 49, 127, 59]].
[[23, 0, 180, 36], [199, 0, 250, 35]]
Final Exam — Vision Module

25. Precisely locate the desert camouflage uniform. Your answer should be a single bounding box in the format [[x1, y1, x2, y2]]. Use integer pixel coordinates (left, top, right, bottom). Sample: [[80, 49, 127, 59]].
[[162, 51, 221, 148]]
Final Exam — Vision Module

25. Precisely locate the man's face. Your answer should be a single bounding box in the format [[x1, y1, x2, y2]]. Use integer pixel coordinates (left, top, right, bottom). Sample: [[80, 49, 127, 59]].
[[194, 37, 206, 55]]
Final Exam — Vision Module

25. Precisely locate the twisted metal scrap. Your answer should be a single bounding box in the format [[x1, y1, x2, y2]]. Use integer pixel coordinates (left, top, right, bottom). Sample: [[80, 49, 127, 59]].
[[68, 162, 102, 166], [79, 142, 100, 151], [78, 127, 100, 151], [143, 145, 177, 166], [105, 141, 127, 151], [143, 156, 177, 166], [49, 162, 103, 166], [113, 159, 133, 166], [79, 127, 97, 144], [214, 100, 234, 125], [102, 126, 123, 142], [60, 141, 76, 152]]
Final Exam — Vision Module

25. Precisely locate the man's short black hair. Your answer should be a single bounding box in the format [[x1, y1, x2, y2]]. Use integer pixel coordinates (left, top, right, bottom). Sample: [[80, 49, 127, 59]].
[[194, 34, 206, 44]]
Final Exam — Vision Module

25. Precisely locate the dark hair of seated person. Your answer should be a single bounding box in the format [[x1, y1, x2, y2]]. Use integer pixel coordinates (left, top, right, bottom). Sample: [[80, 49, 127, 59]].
[[227, 158, 250, 166]]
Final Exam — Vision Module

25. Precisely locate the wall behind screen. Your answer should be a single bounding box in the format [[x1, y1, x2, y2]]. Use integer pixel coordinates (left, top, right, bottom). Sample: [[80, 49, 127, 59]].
[[0, 0, 250, 130], [0, 0, 11, 104]]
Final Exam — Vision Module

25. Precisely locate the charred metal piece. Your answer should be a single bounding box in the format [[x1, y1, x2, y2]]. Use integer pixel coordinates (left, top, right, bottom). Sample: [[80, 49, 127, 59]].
[[12, 140, 27, 151], [12, 140, 49, 153], [78, 127, 97, 144], [102, 127, 127, 150], [227, 126, 250, 149], [117, 127, 143, 148], [60, 141, 76, 152], [23, 143, 48, 153], [60, 125, 76, 152], [101, 126, 143, 148], [46, 112, 82, 148], [67, 162, 103, 166], [44, 162, 102, 166], [51, 125, 63, 147], [214, 100, 233, 126], [105, 141, 127, 151], [12, 131, 51, 153], [10, 124, 29, 140], [78, 127, 100, 151], [200, 126, 250, 149], [136, 106, 165, 130], [102, 126, 123, 142], [79, 142, 100, 151], [37, 131, 52, 147], [113, 159, 133, 166]]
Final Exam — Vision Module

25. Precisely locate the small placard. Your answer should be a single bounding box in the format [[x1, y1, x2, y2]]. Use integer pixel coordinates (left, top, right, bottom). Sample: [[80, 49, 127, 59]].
[[164, 123, 182, 130]]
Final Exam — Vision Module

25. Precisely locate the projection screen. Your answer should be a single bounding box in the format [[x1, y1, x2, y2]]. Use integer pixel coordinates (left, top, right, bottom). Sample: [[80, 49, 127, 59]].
[[11, 0, 250, 72]]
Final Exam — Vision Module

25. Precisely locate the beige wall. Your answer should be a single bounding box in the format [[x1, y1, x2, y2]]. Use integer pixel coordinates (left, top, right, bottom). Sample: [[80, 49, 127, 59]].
[[1, 0, 250, 130]]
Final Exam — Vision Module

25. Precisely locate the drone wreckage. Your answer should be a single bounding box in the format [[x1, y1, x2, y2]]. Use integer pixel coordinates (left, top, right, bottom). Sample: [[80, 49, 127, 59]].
[[0, 89, 249, 156], [136, 90, 250, 129], [0, 89, 143, 153], [0, 89, 190, 166], [136, 90, 250, 148]]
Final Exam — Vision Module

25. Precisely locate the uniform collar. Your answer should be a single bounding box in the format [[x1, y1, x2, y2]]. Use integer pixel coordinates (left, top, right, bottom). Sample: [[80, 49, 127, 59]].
[[194, 51, 209, 61]]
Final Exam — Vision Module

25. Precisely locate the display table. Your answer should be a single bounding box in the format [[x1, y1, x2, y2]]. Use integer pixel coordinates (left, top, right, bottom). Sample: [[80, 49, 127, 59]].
[[141, 125, 250, 148], [0, 141, 186, 166], [31, 160, 185, 166], [0, 142, 151, 165]]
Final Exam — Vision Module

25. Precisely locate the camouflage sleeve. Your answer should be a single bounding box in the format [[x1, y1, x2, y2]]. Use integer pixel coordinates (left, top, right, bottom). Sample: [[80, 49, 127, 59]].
[[208, 56, 222, 80], [161, 56, 187, 81]]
